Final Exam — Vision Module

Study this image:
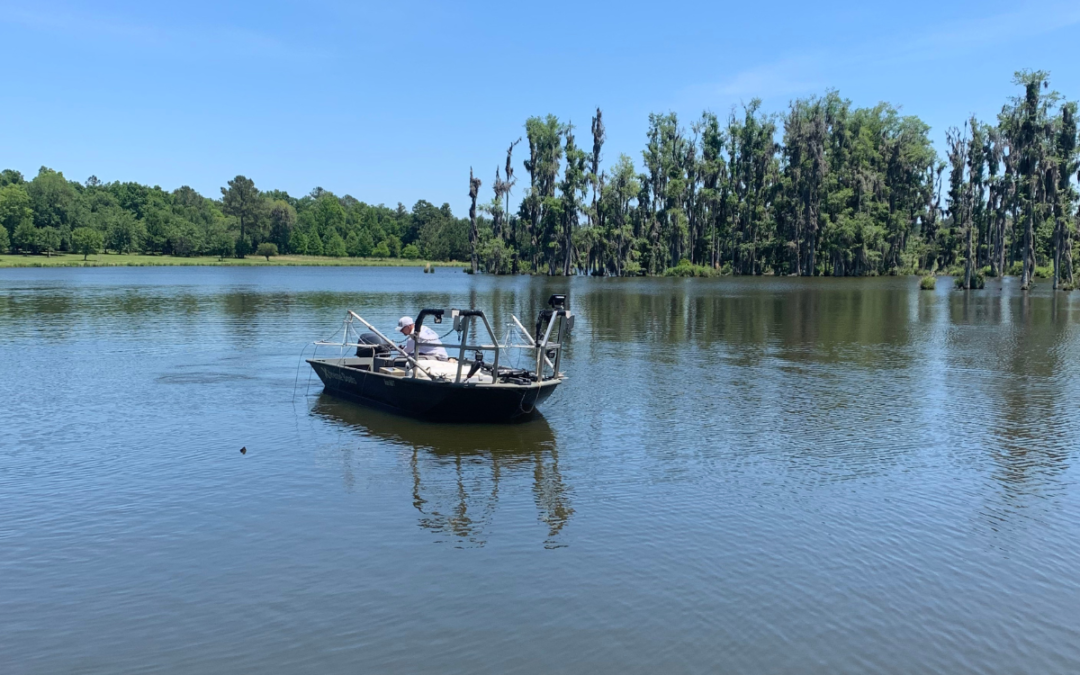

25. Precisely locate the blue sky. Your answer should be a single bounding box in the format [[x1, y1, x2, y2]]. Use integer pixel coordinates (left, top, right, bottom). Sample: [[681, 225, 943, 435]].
[[2, 0, 1079, 216]]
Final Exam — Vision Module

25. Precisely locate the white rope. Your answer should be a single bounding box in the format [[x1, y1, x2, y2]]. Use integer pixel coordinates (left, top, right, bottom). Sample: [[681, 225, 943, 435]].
[[512, 314, 554, 369]]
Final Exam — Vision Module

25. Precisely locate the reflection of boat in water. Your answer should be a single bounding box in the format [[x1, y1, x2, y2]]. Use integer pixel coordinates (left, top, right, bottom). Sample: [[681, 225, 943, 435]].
[[311, 394, 557, 455], [307, 296, 573, 422], [311, 395, 572, 547]]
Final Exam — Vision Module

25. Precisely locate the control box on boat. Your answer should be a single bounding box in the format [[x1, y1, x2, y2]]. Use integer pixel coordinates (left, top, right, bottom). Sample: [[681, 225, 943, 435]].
[[307, 295, 573, 422]]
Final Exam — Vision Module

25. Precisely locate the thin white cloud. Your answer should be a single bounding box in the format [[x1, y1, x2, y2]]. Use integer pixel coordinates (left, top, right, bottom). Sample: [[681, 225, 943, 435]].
[[929, 3, 1080, 50], [714, 56, 826, 98], [872, 1, 1080, 66], [683, 0, 1080, 110], [0, 3, 325, 62], [675, 55, 825, 114]]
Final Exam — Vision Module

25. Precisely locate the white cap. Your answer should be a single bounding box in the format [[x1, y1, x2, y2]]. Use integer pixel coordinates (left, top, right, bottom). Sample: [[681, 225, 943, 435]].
[[396, 316, 414, 332]]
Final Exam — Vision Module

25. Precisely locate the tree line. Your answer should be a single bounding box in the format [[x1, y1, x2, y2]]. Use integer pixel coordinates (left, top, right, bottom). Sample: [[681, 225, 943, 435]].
[[2, 70, 1076, 287], [0, 171, 471, 262], [465, 70, 1079, 289]]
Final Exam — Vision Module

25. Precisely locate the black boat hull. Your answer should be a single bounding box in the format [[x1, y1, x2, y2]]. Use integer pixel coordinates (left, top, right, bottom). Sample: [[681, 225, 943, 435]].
[[307, 358, 561, 422]]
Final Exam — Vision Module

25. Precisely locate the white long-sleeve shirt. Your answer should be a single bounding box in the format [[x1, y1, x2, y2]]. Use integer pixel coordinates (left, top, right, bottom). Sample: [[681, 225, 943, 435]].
[[404, 325, 448, 360]]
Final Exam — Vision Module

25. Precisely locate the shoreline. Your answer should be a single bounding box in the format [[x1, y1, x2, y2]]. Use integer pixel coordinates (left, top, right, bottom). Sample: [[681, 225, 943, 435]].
[[0, 254, 1050, 283], [0, 254, 469, 269]]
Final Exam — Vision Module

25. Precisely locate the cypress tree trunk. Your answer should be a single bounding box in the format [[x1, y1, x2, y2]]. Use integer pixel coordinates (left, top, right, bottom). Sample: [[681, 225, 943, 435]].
[[468, 168, 481, 274], [964, 210, 974, 290], [1053, 216, 1062, 289], [989, 188, 1000, 277], [563, 212, 573, 276], [1064, 222, 1075, 287], [1004, 207, 1013, 272], [1022, 175, 1035, 289]]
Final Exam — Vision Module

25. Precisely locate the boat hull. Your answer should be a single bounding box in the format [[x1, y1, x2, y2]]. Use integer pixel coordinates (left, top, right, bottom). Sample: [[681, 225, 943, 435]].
[[307, 358, 561, 422]]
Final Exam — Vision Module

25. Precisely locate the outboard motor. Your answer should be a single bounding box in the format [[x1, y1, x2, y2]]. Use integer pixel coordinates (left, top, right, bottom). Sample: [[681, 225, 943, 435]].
[[535, 294, 570, 343], [356, 332, 392, 358]]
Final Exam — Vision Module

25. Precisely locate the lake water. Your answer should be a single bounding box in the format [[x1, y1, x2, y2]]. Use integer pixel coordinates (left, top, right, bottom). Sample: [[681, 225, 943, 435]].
[[2, 267, 1080, 674]]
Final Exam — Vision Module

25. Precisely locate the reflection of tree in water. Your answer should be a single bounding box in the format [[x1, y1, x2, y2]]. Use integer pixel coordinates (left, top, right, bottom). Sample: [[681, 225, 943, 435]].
[[311, 395, 572, 547], [575, 277, 917, 367], [940, 289, 1077, 528], [982, 294, 1075, 521]]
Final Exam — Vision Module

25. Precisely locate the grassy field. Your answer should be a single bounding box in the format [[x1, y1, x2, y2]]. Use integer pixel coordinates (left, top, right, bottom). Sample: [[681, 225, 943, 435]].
[[0, 253, 468, 268]]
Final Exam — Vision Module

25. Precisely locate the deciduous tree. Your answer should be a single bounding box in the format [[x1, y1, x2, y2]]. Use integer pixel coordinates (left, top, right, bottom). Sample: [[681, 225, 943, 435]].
[[72, 227, 104, 260], [256, 242, 278, 261], [220, 175, 262, 258]]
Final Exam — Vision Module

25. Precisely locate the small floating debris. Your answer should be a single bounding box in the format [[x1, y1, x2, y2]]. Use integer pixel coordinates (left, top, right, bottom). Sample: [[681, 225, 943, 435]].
[[240, 446, 247, 455]]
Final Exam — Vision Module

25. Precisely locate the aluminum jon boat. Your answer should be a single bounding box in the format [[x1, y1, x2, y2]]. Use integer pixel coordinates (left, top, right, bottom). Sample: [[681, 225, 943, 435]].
[[307, 294, 573, 422]]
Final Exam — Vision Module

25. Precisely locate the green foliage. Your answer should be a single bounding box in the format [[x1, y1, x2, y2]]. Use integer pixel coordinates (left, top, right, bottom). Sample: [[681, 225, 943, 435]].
[[28, 168, 85, 231], [106, 211, 145, 254], [475, 74, 1079, 278], [210, 230, 235, 260], [384, 235, 402, 258], [480, 236, 513, 274], [0, 169, 24, 187], [1034, 265, 1052, 279], [954, 272, 985, 289], [0, 253, 466, 269], [1006, 261, 1024, 276], [288, 229, 308, 255], [417, 203, 466, 261], [37, 227, 61, 255], [220, 175, 261, 257], [920, 275, 936, 290], [313, 193, 346, 235], [0, 183, 34, 237], [169, 220, 201, 257], [0, 223, 9, 253], [306, 229, 324, 256], [4, 71, 1076, 275], [0, 166, 470, 263], [13, 219, 37, 253], [256, 242, 278, 260], [324, 231, 347, 258], [268, 200, 296, 252], [71, 227, 104, 260], [664, 259, 719, 277], [347, 229, 373, 257]]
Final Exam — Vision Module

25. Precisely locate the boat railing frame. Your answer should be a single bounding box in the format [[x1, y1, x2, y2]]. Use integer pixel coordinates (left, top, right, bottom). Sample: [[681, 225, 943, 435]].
[[346, 311, 438, 379], [320, 304, 572, 386], [531, 308, 571, 380], [415, 308, 503, 383]]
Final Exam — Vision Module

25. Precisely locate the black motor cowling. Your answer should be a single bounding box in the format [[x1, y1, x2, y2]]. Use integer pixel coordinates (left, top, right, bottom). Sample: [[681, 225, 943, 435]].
[[356, 332, 392, 358]]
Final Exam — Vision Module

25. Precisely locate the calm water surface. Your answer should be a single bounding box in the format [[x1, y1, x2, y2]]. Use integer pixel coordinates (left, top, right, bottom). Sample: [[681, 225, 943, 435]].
[[2, 267, 1079, 674]]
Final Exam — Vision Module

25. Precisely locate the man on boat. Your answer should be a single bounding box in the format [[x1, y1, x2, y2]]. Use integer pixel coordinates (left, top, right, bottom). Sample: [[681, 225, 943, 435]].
[[397, 316, 449, 361]]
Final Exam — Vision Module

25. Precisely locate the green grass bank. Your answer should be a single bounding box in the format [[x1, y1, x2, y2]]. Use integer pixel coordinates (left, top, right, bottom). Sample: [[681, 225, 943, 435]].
[[0, 253, 468, 269]]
